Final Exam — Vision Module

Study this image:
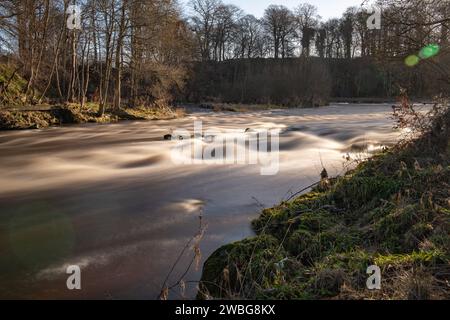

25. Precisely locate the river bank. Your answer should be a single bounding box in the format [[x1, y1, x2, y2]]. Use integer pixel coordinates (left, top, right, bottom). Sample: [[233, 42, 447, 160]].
[[0, 104, 185, 130], [198, 107, 450, 300]]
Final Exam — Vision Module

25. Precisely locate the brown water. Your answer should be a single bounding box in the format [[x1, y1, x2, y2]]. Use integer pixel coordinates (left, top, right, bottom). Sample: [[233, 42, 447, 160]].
[[0, 104, 400, 299]]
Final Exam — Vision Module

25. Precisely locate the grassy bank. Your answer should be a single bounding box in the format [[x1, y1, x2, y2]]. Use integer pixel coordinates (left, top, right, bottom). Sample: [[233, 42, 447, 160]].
[[0, 104, 184, 130], [198, 107, 450, 300]]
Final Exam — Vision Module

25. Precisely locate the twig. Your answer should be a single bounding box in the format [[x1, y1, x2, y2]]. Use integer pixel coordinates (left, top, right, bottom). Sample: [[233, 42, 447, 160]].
[[286, 181, 321, 202], [251, 196, 266, 209], [158, 211, 206, 300]]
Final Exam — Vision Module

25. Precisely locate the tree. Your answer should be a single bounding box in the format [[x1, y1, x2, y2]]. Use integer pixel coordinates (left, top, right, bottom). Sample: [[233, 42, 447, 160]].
[[113, 0, 127, 110], [189, 0, 221, 61], [295, 3, 320, 57], [233, 15, 264, 58], [340, 9, 355, 59], [211, 4, 241, 61], [262, 5, 295, 59], [315, 25, 326, 58]]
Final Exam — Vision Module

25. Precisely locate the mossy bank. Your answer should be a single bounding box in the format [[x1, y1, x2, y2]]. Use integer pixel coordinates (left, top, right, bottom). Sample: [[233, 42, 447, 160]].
[[0, 104, 184, 130], [198, 108, 450, 300]]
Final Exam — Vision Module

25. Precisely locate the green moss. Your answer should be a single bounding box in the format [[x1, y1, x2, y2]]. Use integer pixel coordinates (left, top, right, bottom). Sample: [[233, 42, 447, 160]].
[[374, 205, 420, 250], [317, 250, 372, 274], [285, 229, 318, 261], [252, 192, 330, 237], [198, 235, 286, 299], [319, 228, 363, 253], [293, 211, 337, 232], [332, 175, 403, 209], [375, 250, 447, 267]]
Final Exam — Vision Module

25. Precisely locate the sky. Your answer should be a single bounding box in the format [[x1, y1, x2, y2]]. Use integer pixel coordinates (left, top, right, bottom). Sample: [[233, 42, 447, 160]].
[[182, 0, 366, 20]]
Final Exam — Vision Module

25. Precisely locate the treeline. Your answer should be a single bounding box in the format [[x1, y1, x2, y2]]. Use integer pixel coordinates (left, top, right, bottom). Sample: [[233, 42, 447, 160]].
[[0, 0, 449, 109], [186, 0, 449, 105], [185, 56, 450, 106], [185, 58, 331, 106], [189, 0, 377, 61], [0, 0, 193, 112], [188, 0, 448, 61]]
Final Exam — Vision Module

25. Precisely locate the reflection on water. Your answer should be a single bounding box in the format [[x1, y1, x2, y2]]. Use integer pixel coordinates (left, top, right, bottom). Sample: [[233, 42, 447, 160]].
[[0, 104, 399, 299]]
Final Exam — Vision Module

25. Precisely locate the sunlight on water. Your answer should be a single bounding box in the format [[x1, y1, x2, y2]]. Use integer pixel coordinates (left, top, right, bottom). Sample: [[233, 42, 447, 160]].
[[0, 104, 403, 299]]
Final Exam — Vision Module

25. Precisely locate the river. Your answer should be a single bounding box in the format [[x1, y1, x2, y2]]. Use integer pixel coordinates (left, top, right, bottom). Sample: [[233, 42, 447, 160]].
[[0, 104, 400, 299]]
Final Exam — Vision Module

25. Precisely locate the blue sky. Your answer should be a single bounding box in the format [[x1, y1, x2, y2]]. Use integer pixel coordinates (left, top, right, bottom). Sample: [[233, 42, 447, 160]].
[[181, 0, 365, 20]]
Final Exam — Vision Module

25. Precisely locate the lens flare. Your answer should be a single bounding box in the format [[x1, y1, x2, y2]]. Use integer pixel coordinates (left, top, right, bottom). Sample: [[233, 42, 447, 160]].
[[405, 55, 420, 67], [419, 44, 440, 59], [405, 44, 440, 67]]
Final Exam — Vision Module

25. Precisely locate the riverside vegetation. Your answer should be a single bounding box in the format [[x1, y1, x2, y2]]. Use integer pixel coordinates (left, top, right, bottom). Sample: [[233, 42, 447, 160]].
[[0, 63, 184, 130], [0, 0, 449, 301], [198, 102, 450, 300]]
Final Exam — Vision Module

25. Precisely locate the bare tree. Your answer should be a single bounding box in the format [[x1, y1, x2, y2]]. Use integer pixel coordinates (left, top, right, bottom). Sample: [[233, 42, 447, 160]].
[[211, 4, 241, 61], [233, 14, 264, 58], [262, 5, 295, 59], [188, 0, 221, 61], [113, 0, 127, 110], [295, 3, 320, 57]]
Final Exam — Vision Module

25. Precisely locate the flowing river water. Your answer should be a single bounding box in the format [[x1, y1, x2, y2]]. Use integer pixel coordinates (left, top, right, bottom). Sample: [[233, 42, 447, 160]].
[[0, 104, 400, 299]]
